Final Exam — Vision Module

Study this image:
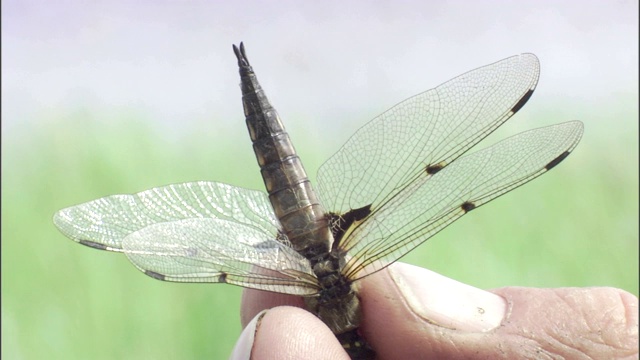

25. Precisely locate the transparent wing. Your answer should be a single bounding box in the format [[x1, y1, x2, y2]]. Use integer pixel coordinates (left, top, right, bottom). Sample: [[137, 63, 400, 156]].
[[317, 54, 540, 214], [341, 121, 583, 280], [121, 218, 319, 295], [54, 181, 320, 295], [53, 181, 280, 251]]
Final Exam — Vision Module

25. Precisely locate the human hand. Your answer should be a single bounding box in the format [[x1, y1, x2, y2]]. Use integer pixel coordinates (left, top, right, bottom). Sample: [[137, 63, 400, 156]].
[[231, 263, 638, 359]]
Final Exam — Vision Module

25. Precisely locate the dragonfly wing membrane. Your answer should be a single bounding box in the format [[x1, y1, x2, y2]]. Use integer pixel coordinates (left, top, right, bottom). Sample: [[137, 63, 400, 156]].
[[341, 121, 583, 279], [317, 54, 540, 215], [122, 217, 319, 295], [53, 181, 280, 251]]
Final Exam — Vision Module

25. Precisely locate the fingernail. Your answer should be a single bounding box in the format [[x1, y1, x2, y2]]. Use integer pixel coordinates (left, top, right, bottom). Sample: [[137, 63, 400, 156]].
[[390, 263, 506, 332], [229, 310, 267, 360]]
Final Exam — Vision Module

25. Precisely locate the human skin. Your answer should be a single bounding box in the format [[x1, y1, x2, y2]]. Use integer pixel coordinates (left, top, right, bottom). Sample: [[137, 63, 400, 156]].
[[231, 263, 638, 360]]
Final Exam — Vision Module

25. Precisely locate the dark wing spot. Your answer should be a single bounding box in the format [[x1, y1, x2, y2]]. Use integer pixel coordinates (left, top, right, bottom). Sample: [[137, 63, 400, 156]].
[[218, 273, 228, 283], [79, 240, 109, 251], [145, 270, 166, 281], [511, 89, 535, 114], [330, 205, 372, 250], [349, 205, 372, 222], [461, 201, 476, 213], [545, 151, 571, 171], [426, 162, 446, 175]]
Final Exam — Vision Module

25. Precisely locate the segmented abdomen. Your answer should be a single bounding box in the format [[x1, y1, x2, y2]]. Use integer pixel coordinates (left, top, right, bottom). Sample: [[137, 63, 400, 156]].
[[235, 47, 333, 260]]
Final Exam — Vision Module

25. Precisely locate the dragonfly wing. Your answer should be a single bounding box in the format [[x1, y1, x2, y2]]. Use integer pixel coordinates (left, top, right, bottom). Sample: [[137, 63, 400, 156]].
[[121, 217, 319, 296], [317, 54, 540, 214], [53, 181, 280, 251], [340, 121, 583, 280]]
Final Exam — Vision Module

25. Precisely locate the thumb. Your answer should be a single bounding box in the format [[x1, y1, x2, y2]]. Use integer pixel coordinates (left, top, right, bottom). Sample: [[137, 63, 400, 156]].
[[358, 263, 638, 359]]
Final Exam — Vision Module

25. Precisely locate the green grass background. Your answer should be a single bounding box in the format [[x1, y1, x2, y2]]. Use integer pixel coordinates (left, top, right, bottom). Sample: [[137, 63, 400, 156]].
[[3, 103, 638, 359]]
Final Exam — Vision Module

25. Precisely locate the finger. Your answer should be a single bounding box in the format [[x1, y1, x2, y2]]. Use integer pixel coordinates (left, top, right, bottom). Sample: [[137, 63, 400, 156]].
[[240, 289, 305, 328], [239, 265, 505, 331], [231, 306, 349, 360], [357, 262, 507, 358], [490, 286, 639, 359], [358, 262, 639, 359]]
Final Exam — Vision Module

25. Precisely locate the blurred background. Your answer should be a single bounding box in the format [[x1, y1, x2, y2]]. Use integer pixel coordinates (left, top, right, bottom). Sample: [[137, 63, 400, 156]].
[[3, 1, 638, 359]]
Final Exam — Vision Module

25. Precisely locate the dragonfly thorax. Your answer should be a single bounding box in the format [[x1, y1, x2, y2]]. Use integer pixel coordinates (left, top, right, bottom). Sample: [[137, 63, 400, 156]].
[[310, 251, 345, 285], [304, 273, 361, 335], [304, 249, 362, 334]]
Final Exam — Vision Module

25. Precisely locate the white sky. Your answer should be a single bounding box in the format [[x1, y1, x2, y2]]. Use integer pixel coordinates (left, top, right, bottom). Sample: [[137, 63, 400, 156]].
[[3, 0, 638, 142]]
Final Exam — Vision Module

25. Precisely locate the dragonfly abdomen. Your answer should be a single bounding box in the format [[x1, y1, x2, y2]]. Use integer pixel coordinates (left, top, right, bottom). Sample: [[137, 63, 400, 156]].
[[233, 43, 334, 260]]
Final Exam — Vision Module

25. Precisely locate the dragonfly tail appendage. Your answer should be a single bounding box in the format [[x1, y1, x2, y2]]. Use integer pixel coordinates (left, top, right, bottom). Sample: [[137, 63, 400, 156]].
[[233, 42, 251, 71]]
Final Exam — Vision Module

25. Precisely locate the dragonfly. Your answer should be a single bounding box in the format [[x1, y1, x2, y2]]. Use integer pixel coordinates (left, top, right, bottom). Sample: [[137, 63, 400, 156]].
[[54, 43, 584, 359]]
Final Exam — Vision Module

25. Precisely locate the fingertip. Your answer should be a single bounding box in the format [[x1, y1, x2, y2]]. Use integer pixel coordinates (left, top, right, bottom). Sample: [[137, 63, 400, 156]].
[[389, 263, 506, 331], [357, 263, 508, 357], [252, 307, 349, 360]]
